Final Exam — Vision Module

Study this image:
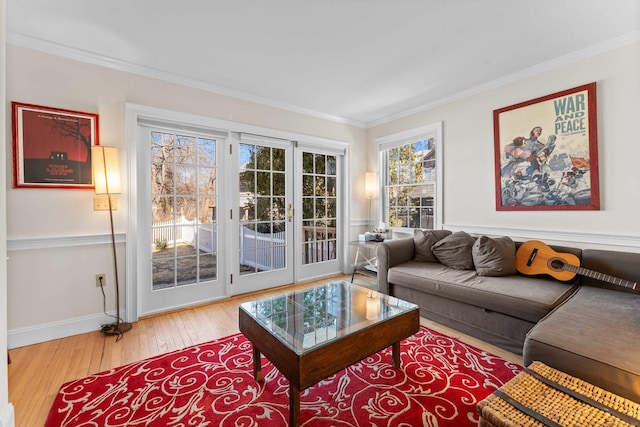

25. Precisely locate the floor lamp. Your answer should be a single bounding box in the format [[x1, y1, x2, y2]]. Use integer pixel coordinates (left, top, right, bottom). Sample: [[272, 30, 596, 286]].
[[92, 146, 132, 338], [365, 172, 378, 230]]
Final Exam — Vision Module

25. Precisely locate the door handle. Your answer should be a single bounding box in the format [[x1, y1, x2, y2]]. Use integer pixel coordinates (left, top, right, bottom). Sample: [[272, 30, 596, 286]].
[[288, 203, 293, 222]]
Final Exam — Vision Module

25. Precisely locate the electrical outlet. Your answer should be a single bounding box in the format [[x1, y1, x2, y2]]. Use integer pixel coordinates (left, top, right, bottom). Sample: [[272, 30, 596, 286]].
[[96, 273, 106, 287], [94, 196, 118, 211]]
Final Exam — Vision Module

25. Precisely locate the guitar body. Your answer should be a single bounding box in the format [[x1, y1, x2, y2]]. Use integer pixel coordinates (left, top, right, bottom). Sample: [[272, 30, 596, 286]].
[[515, 240, 580, 282], [516, 240, 639, 291]]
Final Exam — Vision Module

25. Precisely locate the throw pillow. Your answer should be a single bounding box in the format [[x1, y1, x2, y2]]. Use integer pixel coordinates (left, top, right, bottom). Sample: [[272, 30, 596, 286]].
[[472, 235, 517, 276], [413, 229, 452, 263], [431, 231, 475, 270]]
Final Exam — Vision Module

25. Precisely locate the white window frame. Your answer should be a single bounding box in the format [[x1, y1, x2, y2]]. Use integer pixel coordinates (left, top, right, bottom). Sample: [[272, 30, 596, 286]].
[[377, 122, 443, 232]]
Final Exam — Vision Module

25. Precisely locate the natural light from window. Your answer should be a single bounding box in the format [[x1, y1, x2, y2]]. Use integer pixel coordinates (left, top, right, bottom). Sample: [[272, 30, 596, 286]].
[[378, 123, 442, 231]]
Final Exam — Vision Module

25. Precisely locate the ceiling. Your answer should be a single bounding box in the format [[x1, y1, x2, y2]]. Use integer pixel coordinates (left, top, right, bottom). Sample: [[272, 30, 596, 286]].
[[6, 0, 640, 127]]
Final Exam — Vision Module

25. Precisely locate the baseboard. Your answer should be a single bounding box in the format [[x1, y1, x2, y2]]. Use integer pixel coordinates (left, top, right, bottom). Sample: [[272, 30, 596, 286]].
[[7, 312, 120, 349], [0, 404, 15, 427]]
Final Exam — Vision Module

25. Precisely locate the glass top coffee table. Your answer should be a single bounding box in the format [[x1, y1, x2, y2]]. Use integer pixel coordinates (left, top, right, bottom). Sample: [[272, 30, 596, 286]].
[[239, 280, 419, 427]]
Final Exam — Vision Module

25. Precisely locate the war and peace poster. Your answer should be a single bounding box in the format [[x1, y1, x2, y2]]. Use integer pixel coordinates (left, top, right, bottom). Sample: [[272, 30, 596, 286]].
[[493, 83, 599, 211]]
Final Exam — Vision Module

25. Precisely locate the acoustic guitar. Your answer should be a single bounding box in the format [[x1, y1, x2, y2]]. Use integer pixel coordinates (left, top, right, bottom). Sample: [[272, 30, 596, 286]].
[[515, 240, 638, 292]]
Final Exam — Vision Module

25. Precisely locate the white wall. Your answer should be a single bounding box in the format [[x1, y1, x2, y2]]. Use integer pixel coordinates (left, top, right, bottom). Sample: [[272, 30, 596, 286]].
[[1, 1, 16, 425], [6, 40, 640, 349], [5, 45, 368, 347], [369, 42, 640, 251]]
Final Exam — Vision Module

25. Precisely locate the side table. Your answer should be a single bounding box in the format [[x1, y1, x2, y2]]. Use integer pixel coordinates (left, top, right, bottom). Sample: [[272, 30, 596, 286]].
[[349, 240, 386, 282]]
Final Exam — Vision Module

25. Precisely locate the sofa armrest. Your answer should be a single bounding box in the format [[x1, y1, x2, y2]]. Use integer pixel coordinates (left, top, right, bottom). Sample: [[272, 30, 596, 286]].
[[375, 238, 415, 294]]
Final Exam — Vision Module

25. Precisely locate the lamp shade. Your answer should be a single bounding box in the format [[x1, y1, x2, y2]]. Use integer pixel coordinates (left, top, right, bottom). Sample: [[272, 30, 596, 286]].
[[365, 172, 378, 198], [92, 146, 122, 194]]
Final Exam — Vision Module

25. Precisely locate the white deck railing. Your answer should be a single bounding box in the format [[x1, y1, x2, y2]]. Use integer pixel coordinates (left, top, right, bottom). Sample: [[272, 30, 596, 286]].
[[153, 219, 335, 270], [239, 225, 286, 270], [152, 216, 217, 254]]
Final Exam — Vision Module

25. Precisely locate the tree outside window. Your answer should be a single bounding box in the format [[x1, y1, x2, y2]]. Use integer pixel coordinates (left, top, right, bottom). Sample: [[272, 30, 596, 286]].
[[382, 134, 438, 230]]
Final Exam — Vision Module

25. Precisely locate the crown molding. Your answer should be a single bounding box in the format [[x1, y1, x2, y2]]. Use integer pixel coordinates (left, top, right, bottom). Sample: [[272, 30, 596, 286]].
[[6, 32, 368, 129], [367, 30, 640, 128], [8, 30, 639, 130]]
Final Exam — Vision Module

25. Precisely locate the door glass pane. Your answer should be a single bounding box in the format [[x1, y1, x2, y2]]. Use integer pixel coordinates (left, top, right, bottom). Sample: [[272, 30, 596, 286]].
[[302, 152, 337, 265], [302, 152, 314, 174], [151, 131, 218, 290], [239, 143, 287, 276]]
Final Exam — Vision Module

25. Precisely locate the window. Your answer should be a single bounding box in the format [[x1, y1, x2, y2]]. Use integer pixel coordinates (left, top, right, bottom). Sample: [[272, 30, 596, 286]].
[[378, 122, 443, 230]]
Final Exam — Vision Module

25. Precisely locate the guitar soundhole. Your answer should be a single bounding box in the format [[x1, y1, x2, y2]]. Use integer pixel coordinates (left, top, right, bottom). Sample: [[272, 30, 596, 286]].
[[549, 258, 566, 272]]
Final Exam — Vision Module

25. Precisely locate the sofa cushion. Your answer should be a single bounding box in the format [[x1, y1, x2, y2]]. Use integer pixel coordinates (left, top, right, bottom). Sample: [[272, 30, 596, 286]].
[[523, 286, 640, 403], [472, 235, 517, 277], [413, 229, 451, 263], [387, 261, 576, 322], [431, 231, 475, 270]]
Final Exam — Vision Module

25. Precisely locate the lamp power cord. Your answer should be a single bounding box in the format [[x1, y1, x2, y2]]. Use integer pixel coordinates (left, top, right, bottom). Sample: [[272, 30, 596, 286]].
[[98, 276, 125, 341]]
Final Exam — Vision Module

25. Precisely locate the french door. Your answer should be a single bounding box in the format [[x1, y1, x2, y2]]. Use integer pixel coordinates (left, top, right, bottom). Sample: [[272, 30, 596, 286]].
[[229, 134, 295, 295], [137, 124, 227, 316], [133, 115, 345, 316], [295, 147, 342, 281]]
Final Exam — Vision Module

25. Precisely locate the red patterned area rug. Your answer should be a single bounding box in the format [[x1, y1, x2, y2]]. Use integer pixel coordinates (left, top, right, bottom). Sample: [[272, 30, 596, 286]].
[[45, 326, 521, 426]]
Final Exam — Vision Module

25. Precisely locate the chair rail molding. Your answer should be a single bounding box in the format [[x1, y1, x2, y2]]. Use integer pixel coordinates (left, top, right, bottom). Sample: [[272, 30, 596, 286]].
[[7, 233, 126, 251], [444, 224, 640, 251]]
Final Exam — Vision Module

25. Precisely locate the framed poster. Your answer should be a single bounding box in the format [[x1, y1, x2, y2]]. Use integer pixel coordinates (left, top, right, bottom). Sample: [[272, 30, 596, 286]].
[[493, 83, 599, 211], [12, 102, 99, 189]]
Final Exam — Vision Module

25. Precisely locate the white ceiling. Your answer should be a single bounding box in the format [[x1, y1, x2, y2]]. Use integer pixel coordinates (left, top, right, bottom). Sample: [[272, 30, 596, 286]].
[[6, 0, 640, 127]]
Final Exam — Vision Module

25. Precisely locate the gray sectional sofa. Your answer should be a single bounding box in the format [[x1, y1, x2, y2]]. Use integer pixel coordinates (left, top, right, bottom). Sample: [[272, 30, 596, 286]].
[[376, 230, 640, 403]]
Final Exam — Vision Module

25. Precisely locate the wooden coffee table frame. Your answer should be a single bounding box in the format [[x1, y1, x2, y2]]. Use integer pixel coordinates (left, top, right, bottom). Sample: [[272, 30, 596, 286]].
[[239, 301, 419, 427]]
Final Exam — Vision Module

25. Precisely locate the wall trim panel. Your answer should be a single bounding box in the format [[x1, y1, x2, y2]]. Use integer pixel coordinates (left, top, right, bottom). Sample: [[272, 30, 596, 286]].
[[9, 227, 639, 253], [444, 224, 640, 251], [0, 405, 14, 427], [7, 312, 121, 349], [7, 233, 125, 251]]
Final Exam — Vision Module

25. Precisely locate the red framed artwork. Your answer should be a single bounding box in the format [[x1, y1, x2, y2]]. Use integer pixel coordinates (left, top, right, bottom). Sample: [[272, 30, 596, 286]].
[[12, 102, 99, 189], [493, 83, 599, 211]]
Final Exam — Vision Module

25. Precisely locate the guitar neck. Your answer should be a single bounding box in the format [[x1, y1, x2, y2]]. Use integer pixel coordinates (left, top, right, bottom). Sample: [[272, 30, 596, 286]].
[[564, 264, 638, 290]]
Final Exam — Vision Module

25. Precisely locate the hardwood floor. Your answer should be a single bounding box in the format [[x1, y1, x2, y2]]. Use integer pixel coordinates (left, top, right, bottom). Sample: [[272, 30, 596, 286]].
[[8, 274, 522, 427]]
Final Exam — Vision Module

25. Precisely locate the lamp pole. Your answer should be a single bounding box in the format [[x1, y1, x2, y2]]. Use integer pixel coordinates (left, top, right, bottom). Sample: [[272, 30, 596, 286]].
[[94, 146, 132, 339], [368, 196, 373, 231], [103, 188, 132, 338]]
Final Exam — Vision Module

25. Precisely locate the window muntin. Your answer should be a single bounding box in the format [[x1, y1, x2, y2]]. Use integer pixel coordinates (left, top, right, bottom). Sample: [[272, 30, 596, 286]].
[[380, 125, 440, 231], [301, 152, 337, 265], [238, 143, 287, 275], [150, 131, 218, 289]]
